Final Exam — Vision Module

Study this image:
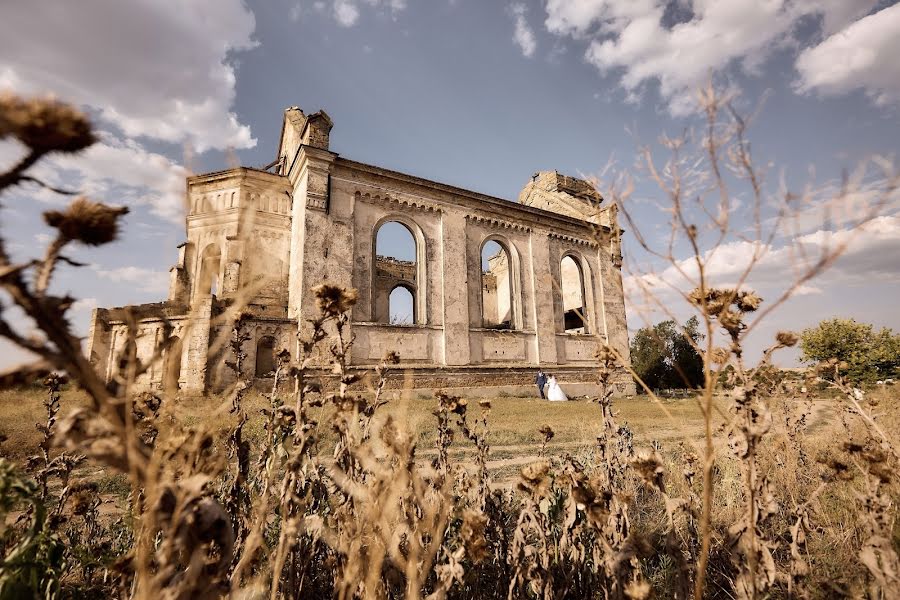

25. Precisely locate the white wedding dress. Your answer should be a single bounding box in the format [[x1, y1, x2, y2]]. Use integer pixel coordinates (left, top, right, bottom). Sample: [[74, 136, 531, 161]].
[[547, 376, 568, 402]]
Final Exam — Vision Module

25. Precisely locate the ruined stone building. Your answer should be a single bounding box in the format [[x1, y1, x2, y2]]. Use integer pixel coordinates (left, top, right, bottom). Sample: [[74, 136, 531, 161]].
[[86, 107, 633, 395]]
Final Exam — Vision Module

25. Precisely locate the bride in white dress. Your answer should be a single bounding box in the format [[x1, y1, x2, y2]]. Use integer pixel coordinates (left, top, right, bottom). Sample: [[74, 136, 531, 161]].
[[547, 375, 568, 402]]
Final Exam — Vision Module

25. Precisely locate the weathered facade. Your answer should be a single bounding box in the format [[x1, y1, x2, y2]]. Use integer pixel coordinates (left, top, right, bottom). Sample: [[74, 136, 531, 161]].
[[86, 107, 634, 395]]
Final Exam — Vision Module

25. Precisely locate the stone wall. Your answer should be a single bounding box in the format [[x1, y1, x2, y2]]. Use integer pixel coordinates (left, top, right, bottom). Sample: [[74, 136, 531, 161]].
[[87, 106, 635, 396]]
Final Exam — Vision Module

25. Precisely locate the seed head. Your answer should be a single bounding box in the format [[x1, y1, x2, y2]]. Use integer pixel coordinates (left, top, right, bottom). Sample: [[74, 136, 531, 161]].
[[709, 346, 730, 364], [43, 197, 128, 245], [775, 330, 799, 347], [0, 93, 95, 153], [538, 424, 554, 443], [460, 510, 488, 562], [736, 290, 762, 312], [631, 447, 665, 492], [718, 308, 744, 334], [312, 284, 358, 317]]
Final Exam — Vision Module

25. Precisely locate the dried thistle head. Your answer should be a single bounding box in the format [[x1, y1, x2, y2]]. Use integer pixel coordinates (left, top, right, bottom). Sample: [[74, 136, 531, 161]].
[[631, 447, 665, 493], [312, 283, 358, 317], [538, 424, 554, 444], [709, 346, 730, 365], [0, 93, 95, 153], [736, 290, 762, 312], [460, 509, 488, 563], [776, 330, 800, 347], [518, 460, 551, 495], [43, 197, 129, 245], [718, 308, 744, 335]]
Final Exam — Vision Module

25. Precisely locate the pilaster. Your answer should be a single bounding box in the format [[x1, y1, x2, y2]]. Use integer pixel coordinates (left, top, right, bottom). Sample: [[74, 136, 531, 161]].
[[440, 211, 471, 365]]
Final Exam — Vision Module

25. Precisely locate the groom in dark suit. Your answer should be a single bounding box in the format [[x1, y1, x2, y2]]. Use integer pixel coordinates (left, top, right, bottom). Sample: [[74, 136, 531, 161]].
[[535, 370, 547, 399]]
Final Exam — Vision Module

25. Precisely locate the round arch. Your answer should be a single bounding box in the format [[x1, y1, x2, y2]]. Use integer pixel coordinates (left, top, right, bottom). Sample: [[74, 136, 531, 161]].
[[559, 250, 594, 334], [478, 234, 523, 330], [388, 283, 416, 325], [371, 215, 428, 325], [195, 243, 222, 300]]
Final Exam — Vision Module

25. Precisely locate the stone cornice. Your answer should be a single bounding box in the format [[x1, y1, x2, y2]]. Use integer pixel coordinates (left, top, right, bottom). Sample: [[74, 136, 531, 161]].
[[355, 191, 443, 213], [548, 231, 599, 248], [464, 214, 531, 232], [187, 167, 288, 188]]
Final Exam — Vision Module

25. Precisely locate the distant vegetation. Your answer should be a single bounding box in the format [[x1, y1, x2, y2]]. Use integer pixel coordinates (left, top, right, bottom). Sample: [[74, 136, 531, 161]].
[[800, 318, 900, 383], [629, 316, 704, 390]]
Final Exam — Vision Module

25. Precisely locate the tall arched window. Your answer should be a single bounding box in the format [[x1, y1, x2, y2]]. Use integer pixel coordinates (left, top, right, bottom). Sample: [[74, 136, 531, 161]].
[[374, 219, 424, 325], [164, 336, 182, 390], [481, 240, 514, 330], [560, 255, 588, 333], [389, 285, 415, 325], [197, 244, 221, 299], [255, 336, 276, 377]]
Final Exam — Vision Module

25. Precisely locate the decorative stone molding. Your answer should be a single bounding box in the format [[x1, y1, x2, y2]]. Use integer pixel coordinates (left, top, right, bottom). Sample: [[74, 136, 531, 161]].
[[547, 231, 598, 248], [356, 191, 442, 213], [464, 214, 531, 232]]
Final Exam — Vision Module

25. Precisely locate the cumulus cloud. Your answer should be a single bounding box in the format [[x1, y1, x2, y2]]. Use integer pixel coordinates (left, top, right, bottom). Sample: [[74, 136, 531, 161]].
[[0, 0, 257, 152], [795, 3, 900, 108], [625, 214, 900, 309], [328, 0, 408, 27], [510, 3, 537, 58], [334, 0, 361, 26], [1, 133, 189, 224], [543, 0, 880, 115]]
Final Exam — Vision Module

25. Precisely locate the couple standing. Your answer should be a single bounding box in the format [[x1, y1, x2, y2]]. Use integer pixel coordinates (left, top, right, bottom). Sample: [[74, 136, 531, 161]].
[[535, 370, 568, 402]]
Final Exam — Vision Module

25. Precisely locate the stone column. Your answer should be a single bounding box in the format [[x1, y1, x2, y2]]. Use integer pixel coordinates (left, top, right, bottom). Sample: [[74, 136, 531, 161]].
[[440, 211, 470, 365], [529, 231, 558, 365], [180, 296, 212, 393], [222, 238, 244, 296], [599, 247, 630, 361], [84, 308, 111, 374]]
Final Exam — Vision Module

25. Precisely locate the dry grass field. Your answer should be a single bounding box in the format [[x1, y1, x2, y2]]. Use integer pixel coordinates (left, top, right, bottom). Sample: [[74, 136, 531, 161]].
[[0, 383, 841, 477]]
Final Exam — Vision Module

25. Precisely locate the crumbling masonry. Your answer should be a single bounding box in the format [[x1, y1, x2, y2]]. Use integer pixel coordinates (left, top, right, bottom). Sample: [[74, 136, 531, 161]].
[[86, 107, 634, 395]]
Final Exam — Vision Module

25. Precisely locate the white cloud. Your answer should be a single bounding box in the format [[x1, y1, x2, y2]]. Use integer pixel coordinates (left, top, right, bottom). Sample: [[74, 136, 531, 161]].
[[328, 0, 408, 27], [92, 266, 170, 295], [793, 284, 822, 296], [0, 0, 257, 152], [544, 0, 881, 115], [2, 133, 189, 224], [334, 0, 361, 26], [71, 297, 98, 314], [626, 215, 900, 304], [510, 3, 537, 58], [795, 3, 900, 108]]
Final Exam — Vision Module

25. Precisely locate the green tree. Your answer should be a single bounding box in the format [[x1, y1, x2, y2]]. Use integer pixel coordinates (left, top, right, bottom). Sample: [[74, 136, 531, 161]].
[[799, 318, 900, 383], [630, 316, 704, 390]]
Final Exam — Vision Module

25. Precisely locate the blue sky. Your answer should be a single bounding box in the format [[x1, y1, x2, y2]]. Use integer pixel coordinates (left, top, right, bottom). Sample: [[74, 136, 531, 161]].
[[1, 0, 899, 367]]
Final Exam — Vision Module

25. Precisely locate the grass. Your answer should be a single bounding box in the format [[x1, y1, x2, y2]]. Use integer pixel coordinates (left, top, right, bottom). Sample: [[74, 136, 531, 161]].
[[0, 382, 839, 462]]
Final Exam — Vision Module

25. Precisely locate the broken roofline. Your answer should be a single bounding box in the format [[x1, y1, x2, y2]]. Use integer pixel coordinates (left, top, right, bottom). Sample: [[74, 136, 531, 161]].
[[187, 151, 613, 239]]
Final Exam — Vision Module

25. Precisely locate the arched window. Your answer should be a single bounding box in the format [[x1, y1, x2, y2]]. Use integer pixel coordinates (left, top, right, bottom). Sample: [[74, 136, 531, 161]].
[[481, 240, 514, 330], [389, 285, 415, 325], [197, 244, 221, 299], [561, 255, 588, 333], [255, 336, 276, 377], [374, 219, 424, 325], [164, 336, 182, 390]]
